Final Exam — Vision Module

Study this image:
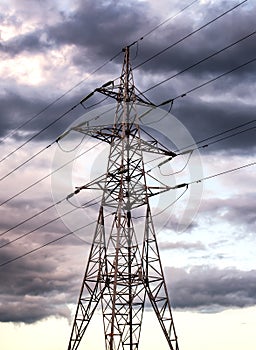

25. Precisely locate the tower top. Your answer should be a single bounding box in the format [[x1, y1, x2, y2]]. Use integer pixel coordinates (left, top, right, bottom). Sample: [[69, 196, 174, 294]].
[[94, 46, 154, 106]]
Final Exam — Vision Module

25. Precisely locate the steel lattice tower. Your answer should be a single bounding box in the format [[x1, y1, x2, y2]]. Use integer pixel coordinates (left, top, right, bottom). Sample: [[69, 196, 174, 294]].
[[67, 46, 179, 350]]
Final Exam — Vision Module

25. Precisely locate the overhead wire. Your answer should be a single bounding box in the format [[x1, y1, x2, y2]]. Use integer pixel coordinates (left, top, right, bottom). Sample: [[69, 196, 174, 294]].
[[0, 199, 63, 238], [154, 56, 256, 101], [0, 96, 109, 167], [171, 122, 256, 156], [9, 159, 256, 263], [0, 101, 114, 182], [133, 0, 248, 71], [0, 195, 102, 249], [0, 53, 122, 145], [141, 29, 256, 95], [190, 160, 256, 184], [128, 0, 200, 46], [0, 159, 255, 268], [0, 211, 115, 268], [0, 0, 254, 268], [0, 0, 200, 164], [173, 118, 256, 154], [0, 140, 101, 208], [1, 105, 254, 210], [0, 0, 248, 186], [1, 60, 255, 208], [2, 117, 254, 238]]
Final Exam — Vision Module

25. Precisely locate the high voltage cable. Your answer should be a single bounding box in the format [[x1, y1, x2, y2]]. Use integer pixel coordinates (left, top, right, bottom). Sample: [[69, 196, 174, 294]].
[[174, 118, 256, 153], [0, 0, 248, 180], [142, 29, 256, 94], [133, 0, 248, 71], [0, 98, 106, 167], [197, 125, 256, 150], [0, 104, 78, 167], [1, 120, 254, 236], [0, 195, 101, 249], [0, 200, 62, 238], [2, 46, 255, 184], [0, 100, 112, 182], [0, 1, 252, 232], [129, 0, 200, 44], [0, 53, 254, 186], [0, 212, 115, 268], [1, 106, 254, 209], [0, 0, 199, 150], [190, 160, 256, 184], [151, 55, 256, 101], [1, 159, 255, 269], [0, 141, 101, 208], [0, 53, 121, 145]]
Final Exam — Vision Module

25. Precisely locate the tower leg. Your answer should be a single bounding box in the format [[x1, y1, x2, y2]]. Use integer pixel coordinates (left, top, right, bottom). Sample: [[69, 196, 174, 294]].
[[68, 206, 107, 350], [142, 205, 179, 350]]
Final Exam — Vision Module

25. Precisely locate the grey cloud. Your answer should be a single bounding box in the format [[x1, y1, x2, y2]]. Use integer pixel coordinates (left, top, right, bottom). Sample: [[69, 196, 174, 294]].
[[199, 193, 256, 232], [0, 295, 70, 324], [166, 266, 256, 311], [0, 243, 86, 323], [159, 240, 206, 251], [0, 30, 52, 56], [0, 0, 255, 158]]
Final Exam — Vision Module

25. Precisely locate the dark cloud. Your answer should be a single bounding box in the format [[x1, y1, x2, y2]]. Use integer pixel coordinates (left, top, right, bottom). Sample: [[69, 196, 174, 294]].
[[0, 0, 255, 328], [1, 253, 255, 323], [199, 193, 256, 233], [166, 266, 256, 311], [0, 241, 87, 323], [0, 0, 255, 157], [0, 30, 51, 56], [170, 97, 256, 155]]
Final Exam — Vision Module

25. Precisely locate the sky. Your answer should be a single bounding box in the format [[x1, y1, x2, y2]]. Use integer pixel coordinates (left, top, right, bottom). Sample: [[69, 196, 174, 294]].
[[0, 0, 256, 349]]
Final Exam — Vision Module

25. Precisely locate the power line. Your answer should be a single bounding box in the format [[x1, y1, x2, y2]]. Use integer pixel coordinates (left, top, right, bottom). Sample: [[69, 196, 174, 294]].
[[174, 119, 256, 153], [0, 212, 114, 268], [0, 1, 246, 182], [2, 100, 253, 210], [2, 117, 254, 239], [129, 0, 200, 45], [0, 96, 106, 167], [0, 141, 101, 208], [2, 52, 254, 207], [176, 56, 256, 98], [152, 55, 256, 102], [197, 124, 256, 150], [0, 195, 101, 249], [133, 0, 248, 71], [0, 99, 111, 182], [0, 0, 199, 152], [190, 160, 256, 184], [142, 29, 256, 94], [0, 199, 63, 238], [0, 52, 122, 145], [174, 122, 256, 155], [1, 159, 255, 269]]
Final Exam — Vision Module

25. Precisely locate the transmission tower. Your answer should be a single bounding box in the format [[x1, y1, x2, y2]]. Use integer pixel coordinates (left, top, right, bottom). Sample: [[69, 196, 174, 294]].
[[67, 46, 179, 350]]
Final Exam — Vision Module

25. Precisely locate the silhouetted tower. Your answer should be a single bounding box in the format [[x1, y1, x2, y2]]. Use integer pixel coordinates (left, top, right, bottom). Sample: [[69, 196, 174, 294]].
[[67, 46, 179, 350]]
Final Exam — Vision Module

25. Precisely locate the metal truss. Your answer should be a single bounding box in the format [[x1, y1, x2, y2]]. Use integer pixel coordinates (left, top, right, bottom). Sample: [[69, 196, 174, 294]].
[[67, 47, 179, 350]]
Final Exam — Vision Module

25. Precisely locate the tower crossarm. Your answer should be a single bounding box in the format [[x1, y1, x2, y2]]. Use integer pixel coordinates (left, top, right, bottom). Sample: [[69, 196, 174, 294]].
[[95, 85, 153, 106], [57, 122, 177, 158]]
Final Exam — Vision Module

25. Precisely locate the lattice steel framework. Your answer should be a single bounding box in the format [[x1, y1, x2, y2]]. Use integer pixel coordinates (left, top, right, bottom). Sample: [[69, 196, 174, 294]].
[[67, 47, 179, 350]]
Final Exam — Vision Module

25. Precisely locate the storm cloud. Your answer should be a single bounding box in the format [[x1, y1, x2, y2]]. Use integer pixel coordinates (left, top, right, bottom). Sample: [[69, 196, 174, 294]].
[[0, 0, 255, 327], [166, 266, 256, 312]]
